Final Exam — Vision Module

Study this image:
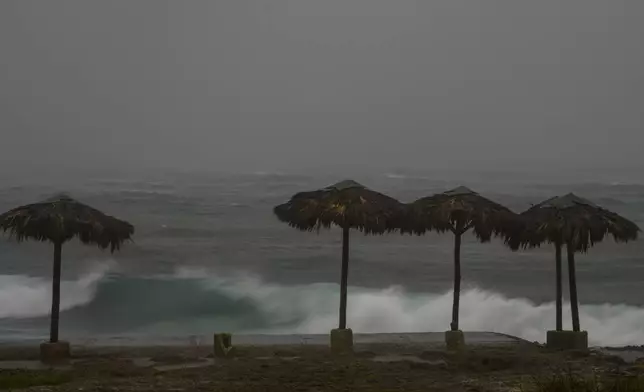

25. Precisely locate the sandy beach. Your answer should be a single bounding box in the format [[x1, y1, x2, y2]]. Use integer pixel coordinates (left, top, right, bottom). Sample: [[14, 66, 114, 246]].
[[1, 332, 643, 391]]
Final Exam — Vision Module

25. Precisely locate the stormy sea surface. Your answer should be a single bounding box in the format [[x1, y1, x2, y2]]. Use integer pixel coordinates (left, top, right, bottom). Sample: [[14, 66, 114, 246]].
[[0, 168, 642, 347]]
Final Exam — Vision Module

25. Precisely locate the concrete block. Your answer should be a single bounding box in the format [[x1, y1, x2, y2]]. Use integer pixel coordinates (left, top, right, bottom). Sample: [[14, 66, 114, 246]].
[[445, 330, 465, 351], [546, 330, 588, 351], [40, 341, 71, 364], [330, 328, 353, 355], [213, 333, 234, 358]]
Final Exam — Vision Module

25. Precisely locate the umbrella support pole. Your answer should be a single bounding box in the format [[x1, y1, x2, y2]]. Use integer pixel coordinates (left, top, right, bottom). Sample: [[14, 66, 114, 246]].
[[555, 243, 563, 331], [567, 244, 581, 332], [331, 227, 354, 355], [545, 244, 588, 351], [50, 242, 63, 344], [446, 232, 465, 351], [338, 227, 350, 330], [450, 232, 462, 332], [41, 241, 71, 364]]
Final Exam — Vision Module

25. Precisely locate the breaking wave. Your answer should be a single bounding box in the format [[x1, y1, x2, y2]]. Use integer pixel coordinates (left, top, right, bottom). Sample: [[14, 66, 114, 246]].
[[0, 263, 111, 318], [1, 266, 643, 346]]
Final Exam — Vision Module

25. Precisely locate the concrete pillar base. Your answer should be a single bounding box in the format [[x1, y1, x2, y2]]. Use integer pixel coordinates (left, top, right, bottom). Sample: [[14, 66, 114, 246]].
[[445, 330, 465, 351], [40, 341, 71, 364], [330, 328, 353, 355], [546, 330, 588, 350], [213, 333, 234, 358]]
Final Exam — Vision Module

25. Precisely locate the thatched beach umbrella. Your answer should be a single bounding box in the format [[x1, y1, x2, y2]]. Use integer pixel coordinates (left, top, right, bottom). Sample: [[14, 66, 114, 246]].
[[402, 186, 517, 343], [0, 195, 133, 359], [274, 180, 402, 348], [508, 193, 639, 339]]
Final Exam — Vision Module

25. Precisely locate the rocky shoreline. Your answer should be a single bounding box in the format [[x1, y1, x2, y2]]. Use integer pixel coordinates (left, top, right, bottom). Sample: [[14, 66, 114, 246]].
[[0, 335, 642, 391]]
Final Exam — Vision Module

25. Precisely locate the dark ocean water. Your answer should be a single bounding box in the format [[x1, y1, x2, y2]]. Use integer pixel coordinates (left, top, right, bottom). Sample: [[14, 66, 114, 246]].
[[0, 169, 642, 346]]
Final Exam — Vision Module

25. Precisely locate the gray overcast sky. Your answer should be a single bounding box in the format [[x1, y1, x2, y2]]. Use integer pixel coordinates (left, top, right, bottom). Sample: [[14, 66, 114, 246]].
[[0, 1, 642, 175]]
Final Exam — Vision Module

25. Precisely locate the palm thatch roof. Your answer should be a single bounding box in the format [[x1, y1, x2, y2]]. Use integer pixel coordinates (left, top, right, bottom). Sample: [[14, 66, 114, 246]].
[[0, 194, 134, 251], [507, 193, 640, 252], [273, 180, 403, 234], [402, 186, 519, 241]]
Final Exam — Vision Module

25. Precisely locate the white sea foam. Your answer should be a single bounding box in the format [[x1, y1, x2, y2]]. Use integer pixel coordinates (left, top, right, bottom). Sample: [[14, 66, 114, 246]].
[[182, 267, 644, 347], [0, 262, 112, 318], [3, 265, 643, 347]]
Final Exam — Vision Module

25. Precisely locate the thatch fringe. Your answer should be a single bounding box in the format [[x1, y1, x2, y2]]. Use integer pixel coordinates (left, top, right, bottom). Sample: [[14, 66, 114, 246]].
[[401, 186, 519, 241], [0, 195, 134, 252], [273, 180, 404, 234], [507, 193, 640, 252]]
